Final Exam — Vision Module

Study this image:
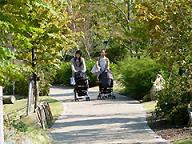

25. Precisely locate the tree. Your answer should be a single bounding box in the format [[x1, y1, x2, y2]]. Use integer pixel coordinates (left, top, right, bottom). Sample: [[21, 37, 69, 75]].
[[136, 0, 192, 124], [136, 0, 192, 69], [0, 47, 14, 144], [70, 0, 145, 60], [0, 0, 78, 110]]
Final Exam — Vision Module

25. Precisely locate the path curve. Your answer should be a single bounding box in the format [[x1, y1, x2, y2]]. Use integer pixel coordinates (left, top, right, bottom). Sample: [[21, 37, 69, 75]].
[[49, 86, 168, 144]]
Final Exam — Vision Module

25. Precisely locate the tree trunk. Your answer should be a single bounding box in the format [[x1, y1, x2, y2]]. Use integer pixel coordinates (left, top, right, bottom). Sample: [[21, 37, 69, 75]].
[[0, 86, 4, 144], [67, 0, 77, 32], [85, 45, 92, 61], [32, 48, 39, 112], [27, 80, 33, 115], [3, 95, 16, 104], [34, 79, 39, 112], [128, 0, 132, 31], [128, 0, 134, 57]]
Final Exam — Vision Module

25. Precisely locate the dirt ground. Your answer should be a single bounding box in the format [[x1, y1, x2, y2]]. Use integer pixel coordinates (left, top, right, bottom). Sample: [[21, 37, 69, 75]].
[[147, 115, 192, 142]]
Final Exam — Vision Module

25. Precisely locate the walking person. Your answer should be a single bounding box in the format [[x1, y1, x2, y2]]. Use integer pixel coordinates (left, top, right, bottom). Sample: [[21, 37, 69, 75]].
[[96, 49, 110, 73], [71, 50, 90, 101], [70, 50, 86, 85], [71, 50, 86, 76], [93, 49, 114, 99]]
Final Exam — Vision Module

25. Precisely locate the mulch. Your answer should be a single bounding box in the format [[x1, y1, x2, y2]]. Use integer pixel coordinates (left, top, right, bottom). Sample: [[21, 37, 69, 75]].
[[147, 114, 192, 142], [155, 127, 192, 141]]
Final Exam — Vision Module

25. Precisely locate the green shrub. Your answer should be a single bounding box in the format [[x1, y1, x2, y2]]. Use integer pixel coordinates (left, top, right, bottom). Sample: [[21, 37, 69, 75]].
[[107, 40, 128, 63], [53, 62, 72, 86], [4, 74, 29, 97], [85, 60, 117, 87], [53, 61, 98, 87], [39, 81, 50, 96], [38, 65, 58, 96], [15, 76, 29, 96], [156, 76, 191, 125], [117, 56, 162, 100], [143, 94, 151, 102], [53, 59, 117, 87], [4, 66, 56, 97], [85, 60, 98, 87], [12, 120, 28, 132]]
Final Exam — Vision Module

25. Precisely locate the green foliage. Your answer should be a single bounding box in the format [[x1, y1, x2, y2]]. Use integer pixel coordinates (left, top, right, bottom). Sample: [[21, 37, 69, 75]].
[[4, 64, 56, 96], [12, 120, 28, 132], [53, 60, 99, 87], [136, 0, 192, 69], [107, 38, 129, 63], [143, 94, 151, 102], [0, 47, 21, 86], [117, 56, 162, 99], [135, 0, 192, 125], [4, 96, 63, 143], [85, 60, 97, 87], [53, 62, 72, 86], [38, 64, 58, 96], [173, 138, 192, 144], [156, 75, 192, 125], [2, 63, 29, 96], [15, 77, 29, 96], [0, 0, 78, 96]]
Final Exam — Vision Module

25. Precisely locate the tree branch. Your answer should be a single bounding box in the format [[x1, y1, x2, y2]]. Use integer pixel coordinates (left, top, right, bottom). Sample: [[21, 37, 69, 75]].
[[110, 0, 129, 24]]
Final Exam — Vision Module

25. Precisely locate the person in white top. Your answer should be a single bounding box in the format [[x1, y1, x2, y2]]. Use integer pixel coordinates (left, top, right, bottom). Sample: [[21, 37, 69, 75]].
[[96, 49, 110, 72]]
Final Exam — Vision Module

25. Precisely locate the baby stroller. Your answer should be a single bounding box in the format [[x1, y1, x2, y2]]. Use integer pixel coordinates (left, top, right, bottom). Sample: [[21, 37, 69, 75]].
[[74, 71, 90, 101], [97, 70, 116, 100]]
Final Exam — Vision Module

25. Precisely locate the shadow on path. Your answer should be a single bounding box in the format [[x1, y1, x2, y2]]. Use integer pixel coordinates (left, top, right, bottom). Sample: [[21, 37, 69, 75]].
[[49, 86, 168, 144]]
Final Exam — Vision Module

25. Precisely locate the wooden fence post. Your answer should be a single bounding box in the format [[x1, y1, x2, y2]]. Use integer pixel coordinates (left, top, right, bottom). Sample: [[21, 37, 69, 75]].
[[27, 81, 33, 115], [0, 86, 4, 144]]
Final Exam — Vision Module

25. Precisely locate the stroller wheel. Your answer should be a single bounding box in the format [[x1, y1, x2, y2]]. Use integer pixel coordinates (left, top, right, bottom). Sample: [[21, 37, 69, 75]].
[[112, 95, 116, 99], [108, 94, 112, 99], [97, 94, 101, 100], [86, 97, 90, 101], [74, 90, 78, 102], [102, 96, 106, 100]]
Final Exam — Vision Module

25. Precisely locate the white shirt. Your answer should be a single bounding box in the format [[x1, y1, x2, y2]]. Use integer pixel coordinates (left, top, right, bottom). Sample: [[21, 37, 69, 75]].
[[99, 57, 107, 72]]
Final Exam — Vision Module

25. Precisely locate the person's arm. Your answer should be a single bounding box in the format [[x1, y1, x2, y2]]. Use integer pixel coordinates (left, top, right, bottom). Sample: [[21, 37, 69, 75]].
[[71, 59, 76, 73], [82, 58, 86, 72], [96, 57, 100, 70], [106, 58, 110, 70]]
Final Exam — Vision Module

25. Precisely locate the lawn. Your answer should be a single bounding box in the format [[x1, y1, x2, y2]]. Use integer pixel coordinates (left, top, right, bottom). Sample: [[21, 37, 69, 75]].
[[173, 138, 192, 144], [4, 96, 63, 144], [39, 96, 63, 121], [4, 98, 27, 116], [142, 101, 157, 113]]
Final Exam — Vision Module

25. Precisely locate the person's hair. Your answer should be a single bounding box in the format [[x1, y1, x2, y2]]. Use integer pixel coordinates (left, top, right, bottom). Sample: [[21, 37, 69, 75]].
[[74, 50, 83, 66], [100, 49, 107, 57]]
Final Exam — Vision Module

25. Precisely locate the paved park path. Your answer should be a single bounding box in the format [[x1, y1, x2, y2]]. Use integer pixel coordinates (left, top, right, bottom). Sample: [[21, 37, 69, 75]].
[[49, 86, 168, 144]]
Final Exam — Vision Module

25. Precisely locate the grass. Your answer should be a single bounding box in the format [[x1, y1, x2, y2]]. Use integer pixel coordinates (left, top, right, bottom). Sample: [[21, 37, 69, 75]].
[[142, 101, 157, 113], [173, 138, 192, 144], [4, 98, 27, 115], [4, 96, 63, 119], [39, 96, 63, 121], [113, 81, 125, 94], [4, 95, 63, 144]]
